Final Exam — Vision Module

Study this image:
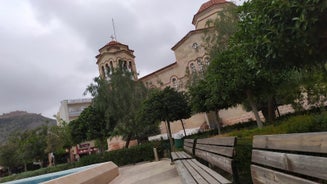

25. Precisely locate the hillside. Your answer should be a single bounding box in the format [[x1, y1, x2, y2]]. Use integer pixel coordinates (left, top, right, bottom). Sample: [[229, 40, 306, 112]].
[[0, 111, 56, 143]]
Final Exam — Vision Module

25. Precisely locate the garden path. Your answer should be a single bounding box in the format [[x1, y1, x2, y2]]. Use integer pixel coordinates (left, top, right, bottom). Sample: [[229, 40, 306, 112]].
[[109, 158, 182, 184]]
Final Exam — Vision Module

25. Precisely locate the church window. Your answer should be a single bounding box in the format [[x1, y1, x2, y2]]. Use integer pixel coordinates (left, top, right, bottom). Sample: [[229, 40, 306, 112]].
[[123, 60, 127, 69], [105, 64, 111, 80], [204, 57, 210, 65], [105, 64, 110, 74], [128, 61, 132, 72], [101, 66, 106, 77], [190, 63, 196, 73], [192, 42, 199, 49], [118, 60, 123, 68], [172, 77, 178, 89], [197, 58, 203, 72]]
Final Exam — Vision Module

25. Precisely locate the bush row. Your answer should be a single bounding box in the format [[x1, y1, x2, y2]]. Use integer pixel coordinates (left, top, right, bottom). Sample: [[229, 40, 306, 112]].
[[77, 141, 165, 167], [0, 141, 166, 182]]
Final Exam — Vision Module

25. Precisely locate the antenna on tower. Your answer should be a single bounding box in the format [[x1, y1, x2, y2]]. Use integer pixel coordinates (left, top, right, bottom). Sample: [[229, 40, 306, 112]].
[[112, 18, 117, 41]]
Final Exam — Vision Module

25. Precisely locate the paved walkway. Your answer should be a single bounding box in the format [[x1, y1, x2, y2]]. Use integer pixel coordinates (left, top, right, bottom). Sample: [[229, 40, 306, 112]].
[[110, 159, 182, 184]]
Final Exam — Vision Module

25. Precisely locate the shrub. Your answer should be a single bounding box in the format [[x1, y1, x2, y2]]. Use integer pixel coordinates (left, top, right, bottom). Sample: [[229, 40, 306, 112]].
[[235, 138, 252, 184], [0, 141, 166, 182], [76, 141, 164, 167]]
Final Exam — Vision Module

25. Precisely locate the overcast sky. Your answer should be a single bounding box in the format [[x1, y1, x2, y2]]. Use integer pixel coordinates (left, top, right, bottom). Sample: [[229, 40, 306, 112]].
[[0, 0, 244, 118]]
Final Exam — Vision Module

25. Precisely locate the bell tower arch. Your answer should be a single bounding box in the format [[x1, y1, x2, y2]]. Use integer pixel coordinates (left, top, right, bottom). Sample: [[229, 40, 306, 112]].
[[95, 39, 138, 80]]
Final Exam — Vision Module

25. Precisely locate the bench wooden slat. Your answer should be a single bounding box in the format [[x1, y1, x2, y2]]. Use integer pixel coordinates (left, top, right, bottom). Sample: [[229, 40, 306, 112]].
[[182, 159, 210, 184], [184, 146, 193, 155], [195, 149, 233, 174], [176, 151, 191, 159], [176, 151, 186, 159], [183, 139, 194, 155], [191, 159, 232, 184], [180, 151, 192, 159], [173, 137, 237, 184], [252, 149, 327, 180], [172, 151, 193, 161], [251, 165, 319, 184], [186, 159, 221, 184], [197, 137, 236, 146], [196, 144, 234, 157], [184, 142, 193, 148], [171, 152, 179, 161], [253, 132, 327, 153], [184, 139, 195, 144], [174, 160, 197, 184]]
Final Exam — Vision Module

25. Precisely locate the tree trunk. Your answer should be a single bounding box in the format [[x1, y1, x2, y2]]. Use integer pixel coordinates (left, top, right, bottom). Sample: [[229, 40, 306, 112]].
[[246, 89, 263, 128], [180, 119, 187, 137], [69, 147, 74, 163], [99, 139, 105, 153], [164, 121, 169, 137], [24, 162, 27, 172], [214, 110, 221, 135], [125, 133, 132, 148], [267, 96, 276, 122], [274, 98, 281, 117], [166, 121, 174, 154]]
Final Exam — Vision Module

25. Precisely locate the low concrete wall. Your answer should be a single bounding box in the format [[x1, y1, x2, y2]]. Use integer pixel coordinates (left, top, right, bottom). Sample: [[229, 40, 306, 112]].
[[42, 162, 119, 184]]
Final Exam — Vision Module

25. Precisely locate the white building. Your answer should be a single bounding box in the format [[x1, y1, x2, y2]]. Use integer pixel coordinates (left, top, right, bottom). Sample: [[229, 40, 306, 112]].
[[56, 98, 92, 125]]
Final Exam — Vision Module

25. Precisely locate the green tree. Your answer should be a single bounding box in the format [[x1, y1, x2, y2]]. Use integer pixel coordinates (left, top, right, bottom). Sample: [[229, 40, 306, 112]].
[[142, 87, 191, 153], [69, 119, 87, 145], [201, 0, 327, 127], [289, 67, 327, 110], [236, 0, 326, 121], [2, 127, 48, 172], [85, 67, 150, 148], [46, 121, 73, 163], [0, 140, 20, 174], [188, 4, 240, 132], [21, 126, 48, 170], [237, 0, 327, 70], [69, 105, 110, 152], [203, 3, 238, 54]]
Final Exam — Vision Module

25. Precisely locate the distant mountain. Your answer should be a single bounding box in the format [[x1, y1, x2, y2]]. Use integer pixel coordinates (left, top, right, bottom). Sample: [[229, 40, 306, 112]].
[[0, 111, 56, 143]]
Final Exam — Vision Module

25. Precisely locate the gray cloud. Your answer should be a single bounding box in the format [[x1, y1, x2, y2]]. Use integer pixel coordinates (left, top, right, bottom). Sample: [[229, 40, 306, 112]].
[[0, 0, 242, 118]]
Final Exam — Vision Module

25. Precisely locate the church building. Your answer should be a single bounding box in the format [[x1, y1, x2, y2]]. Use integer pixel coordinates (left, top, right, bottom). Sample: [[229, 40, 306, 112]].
[[95, 0, 291, 136]]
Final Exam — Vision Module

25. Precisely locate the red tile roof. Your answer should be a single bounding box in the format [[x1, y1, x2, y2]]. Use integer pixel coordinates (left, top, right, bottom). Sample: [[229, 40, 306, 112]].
[[106, 40, 121, 46], [96, 40, 135, 60], [197, 0, 227, 14], [98, 40, 133, 52], [193, 0, 228, 25]]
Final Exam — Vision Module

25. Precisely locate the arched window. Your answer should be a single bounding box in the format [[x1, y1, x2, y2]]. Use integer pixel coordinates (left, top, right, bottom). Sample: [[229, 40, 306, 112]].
[[197, 58, 203, 72], [128, 61, 132, 72], [105, 64, 111, 80], [118, 60, 123, 68], [105, 64, 110, 73], [123, 61, 127, 70], [204, 57, 210, 66], [171, 77, 178, 89], [101, 66, 106, 77], [190, 63, 196, 73]]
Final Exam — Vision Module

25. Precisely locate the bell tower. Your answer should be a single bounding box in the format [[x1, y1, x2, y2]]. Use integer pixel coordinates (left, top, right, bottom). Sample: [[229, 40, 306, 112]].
[[95, 38, 138, 80]]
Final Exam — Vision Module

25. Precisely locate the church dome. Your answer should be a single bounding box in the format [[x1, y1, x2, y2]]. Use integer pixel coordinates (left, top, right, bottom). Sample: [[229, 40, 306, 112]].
[[192, 0, 228, 26], [105, 40, 122, 47], [197, 0, 227, 14]]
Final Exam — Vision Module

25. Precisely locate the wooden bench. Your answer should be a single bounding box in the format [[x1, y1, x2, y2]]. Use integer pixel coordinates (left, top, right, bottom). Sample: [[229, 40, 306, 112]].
[[172, 137, 239, 184], [251, 132, 327, 184]]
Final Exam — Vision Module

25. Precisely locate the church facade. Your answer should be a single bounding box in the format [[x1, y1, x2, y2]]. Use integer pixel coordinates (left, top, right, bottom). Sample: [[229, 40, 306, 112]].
[[95, 0, 294, 136], [95, 0, 260, 136]]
